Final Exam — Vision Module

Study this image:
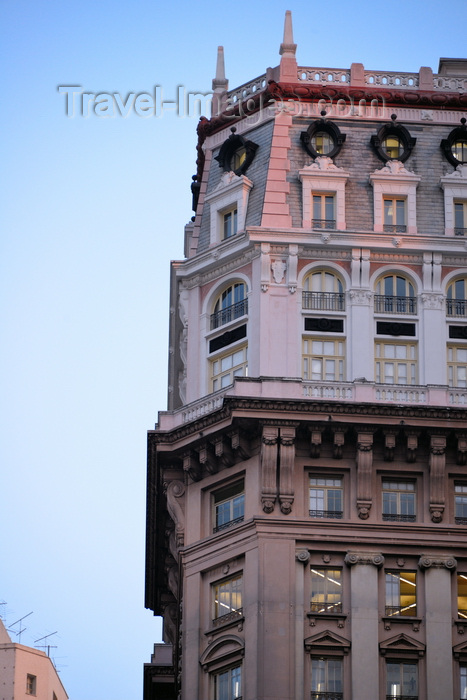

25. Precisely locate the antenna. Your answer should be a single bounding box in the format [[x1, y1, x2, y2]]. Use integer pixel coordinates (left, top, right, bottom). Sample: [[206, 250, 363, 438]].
[[34, 631, 58, 657], [8, 612, 33, 643]]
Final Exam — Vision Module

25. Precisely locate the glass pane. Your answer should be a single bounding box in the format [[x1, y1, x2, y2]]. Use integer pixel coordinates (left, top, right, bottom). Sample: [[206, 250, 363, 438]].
[[396, 199, 405, 225]]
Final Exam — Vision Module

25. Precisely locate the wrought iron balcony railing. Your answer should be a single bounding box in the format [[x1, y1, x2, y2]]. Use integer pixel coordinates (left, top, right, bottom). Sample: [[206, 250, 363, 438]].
[[210, 299, 248, 330], [302, 291, 345, 311], [312, 218, 336, 230], [213, 515, 244, 533], [374, 295, 416, 314], [212, 608, 243, 627], [310, 602, 343, 614], [383, 224, 407, 233], [385, 605, 417, 617], [455, 227, 467, 236], [382, 513, 416, 522], [386, 695, 418, 700], [311, 693, 343, 700], [309, 509, 343, 519], [446, 299, 467, 317]]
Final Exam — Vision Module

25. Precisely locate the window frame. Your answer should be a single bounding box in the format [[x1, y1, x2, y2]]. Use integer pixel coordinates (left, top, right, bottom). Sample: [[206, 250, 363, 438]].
[[370, 163, 420, 235], [385, 660, 418, 699], [312, 192, 336, 230], [440, 166, 467, 236], [302, 337, 345, 382], [213, 663, 242, 700], [448, 345, 467, 388], [212, 574, 243, 627], [371, 121, 416, 163], [375, 340, 418, 386], [212, 480, 245, 534], [211, 282, 248, 331], [310, 657, 343, 700], [222, 207, 238, 240], [309, 476, 344, 519], [385, 570, 417, 618], [310, 567, 343, 614], [383, 196, 407, 233], [210, 343, 248, 393], [446, 276, 467, 318], [374, 273, 416, 316], [382, 479, 416, 522], [302, 269, 345, 312], [455, 483, 467, 524], [26, 674, 37, 696], [298, 158, 349, 230]]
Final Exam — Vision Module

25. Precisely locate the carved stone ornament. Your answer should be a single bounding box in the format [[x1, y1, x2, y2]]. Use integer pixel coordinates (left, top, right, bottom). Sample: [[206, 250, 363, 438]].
[[420, 293, 444, 310], [296, 549, 311, 564], [280, 497, 293, 514], [261, 498, 275, 514], [345, 552, 384, 568], [271, 259, 287, 284], [418, 555, 457, 570], [357, 503, 371, 520]]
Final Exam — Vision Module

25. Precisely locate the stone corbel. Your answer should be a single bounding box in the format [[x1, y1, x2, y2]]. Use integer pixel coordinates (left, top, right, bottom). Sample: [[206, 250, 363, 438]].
[[384, 430, 397, 462], [405, 430, 420, 463], [213, 435, 234, 468], [333, 429, 345, 459], [429, 434, 446, 523], [288, 244, 298, 294], [457, 433, 467, 466], [279, 427, 295, 514], [198, 441, 218, 475], [261, 243, 270, 292], [165, 480, 186, 549], [229, 429, 250, 461], [309, 426, 323, 458], [183, 450, 201, 482], [261, 426, 278, 513], [356, 431, 374, 519]]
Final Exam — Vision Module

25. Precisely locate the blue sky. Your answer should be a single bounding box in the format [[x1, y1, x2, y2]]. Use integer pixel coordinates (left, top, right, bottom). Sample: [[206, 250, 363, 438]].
[[1, 1, 467, 699]]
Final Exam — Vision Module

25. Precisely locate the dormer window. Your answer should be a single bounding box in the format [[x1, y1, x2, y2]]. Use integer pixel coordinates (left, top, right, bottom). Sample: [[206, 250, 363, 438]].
[[371, 116, 416, 163], [215, 127, 258, 175], [441, 119, 467, 166], [300, 117, 346, 160]]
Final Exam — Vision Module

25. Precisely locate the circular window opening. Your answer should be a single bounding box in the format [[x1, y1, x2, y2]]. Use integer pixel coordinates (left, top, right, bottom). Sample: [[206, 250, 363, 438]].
[[310, 131, 334, 155], [230, 146, 246, 172], [452, 139, 467, 163], [382, 136, 404, 159]]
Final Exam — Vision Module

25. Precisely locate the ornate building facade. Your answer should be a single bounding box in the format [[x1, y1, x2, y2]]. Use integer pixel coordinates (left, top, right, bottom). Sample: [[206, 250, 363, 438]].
[[144, 13, 467, 700]]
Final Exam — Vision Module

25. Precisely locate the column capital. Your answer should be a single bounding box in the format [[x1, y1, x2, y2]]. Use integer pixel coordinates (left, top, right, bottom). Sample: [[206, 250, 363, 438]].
[[345, 551, 384, 568], [418, 555, 457, 570]]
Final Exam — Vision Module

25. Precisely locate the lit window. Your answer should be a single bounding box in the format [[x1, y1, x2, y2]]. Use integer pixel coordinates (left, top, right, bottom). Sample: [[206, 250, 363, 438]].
[[455, 201, 467, 236], [375, 341, 417, 385], [311, 131, 335, 155], [311, 568, 342, 613], [453, 140, 467, 164], [458, 574, 467, 619], [213, 575, 243, 625], [303, 270, 344, 311], [385, 571, 417, 617], [309, 477, 343, 519], [382, 481, 416, 522], [455, 484, 467, 524], [375, 274, 416, 315], [447, 277, 467, 317], [211, 283, 247, 330], [448, 346, 467, 387], [230, 146, 246, 173], [383, 135, 404, 159], [214, 665, 242, 700], [386, 661, 418, 699], [211, 345, 247, 392], [311, 658, 343, 699], [461, 664, 467, 699], [223, 209, 238, 239], [383, 198, 406, 233], [312, 193, 336, 229], [26, 675, 37, 696], [302, 338, 345, 381], [213, 481, 244, 533]]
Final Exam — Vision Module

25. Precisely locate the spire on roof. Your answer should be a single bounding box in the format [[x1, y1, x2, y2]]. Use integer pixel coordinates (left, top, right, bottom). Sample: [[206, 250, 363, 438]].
[[212, 46, 228, 91], [279, 11, 298, 82]]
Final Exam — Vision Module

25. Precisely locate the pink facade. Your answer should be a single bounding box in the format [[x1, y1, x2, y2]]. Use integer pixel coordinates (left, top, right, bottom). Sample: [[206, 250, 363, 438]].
[[0, 621, 68, 700], [145, 12, 467, 700]]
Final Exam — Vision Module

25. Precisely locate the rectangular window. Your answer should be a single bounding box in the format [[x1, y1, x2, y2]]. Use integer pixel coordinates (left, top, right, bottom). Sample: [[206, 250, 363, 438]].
[[312, 193, 336, 230], [382, 480, 416, 522], [223, 209, 238, 239], [309, 477, 343, 519], [303, 338, 345, 381], [311, 658, 343, 699], [458, 574, 467, 620], [214, 665, 242, 700], [383, 197, 406, 233], [211, 345, 248, 392], [448, 346, 467, 388], [386, 661, 418, 699], [375, 341, 417, 385], [213, 575, 243, 625], [213, 481, 244, 533], [311, 568, 342, 613], [455, 484, 467, 524], [454, 200, 467, 236], [461, 665, 467, 699], [26, 675, 37, 696], [385, 571, 417, 617]]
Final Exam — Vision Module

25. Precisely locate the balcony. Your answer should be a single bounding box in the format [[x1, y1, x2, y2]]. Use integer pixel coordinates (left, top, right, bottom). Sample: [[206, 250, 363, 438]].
[[312, 218, 336, 230], [374, 295, 416, 315], [210, 299, 248, 330], [302, 291, 345, 311], [446, 298, 467, 317], [383, 513, 416, 522], [309, 509, 343, 519]]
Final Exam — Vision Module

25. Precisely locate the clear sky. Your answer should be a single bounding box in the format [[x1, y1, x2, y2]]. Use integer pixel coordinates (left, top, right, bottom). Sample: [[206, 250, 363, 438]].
[[1, 1, 466, 699]]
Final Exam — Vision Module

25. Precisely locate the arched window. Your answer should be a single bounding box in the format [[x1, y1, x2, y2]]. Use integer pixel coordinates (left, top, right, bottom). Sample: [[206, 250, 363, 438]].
[[303, 270, 345, 311], [375, 274, 416, 315], [211, 282, 248, 330], [447, 277, 467, 317]]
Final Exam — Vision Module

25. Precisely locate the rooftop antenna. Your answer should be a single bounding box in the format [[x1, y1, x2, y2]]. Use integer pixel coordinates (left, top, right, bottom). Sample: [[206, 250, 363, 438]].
[[0, 601, 7, 619], [34, 631, 58, 658], [8, 611, 33, 643]]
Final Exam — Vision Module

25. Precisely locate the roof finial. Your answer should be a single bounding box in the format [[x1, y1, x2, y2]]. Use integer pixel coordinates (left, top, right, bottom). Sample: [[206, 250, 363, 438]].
[[212, 46, 228, 117], [279, 11, 298, 81]]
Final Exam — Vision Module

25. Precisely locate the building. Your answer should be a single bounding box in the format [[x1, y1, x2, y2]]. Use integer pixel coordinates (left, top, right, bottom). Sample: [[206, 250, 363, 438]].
[[144, 12, 467, 700], [0, 620, 68, 700]]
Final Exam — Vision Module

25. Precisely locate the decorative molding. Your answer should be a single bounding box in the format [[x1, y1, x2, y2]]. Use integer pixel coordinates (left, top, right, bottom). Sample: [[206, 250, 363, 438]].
[[344, 552, 384, 568], [165, 480, 186, 549], [356, 431, 374, 519], [429, 434, 446, 522], [418, 555, 457, 570], [296, 549, 310, 564], [261, 426, 278, 512], [420, 292, 444, 310], [279, 427, 295, 514]]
